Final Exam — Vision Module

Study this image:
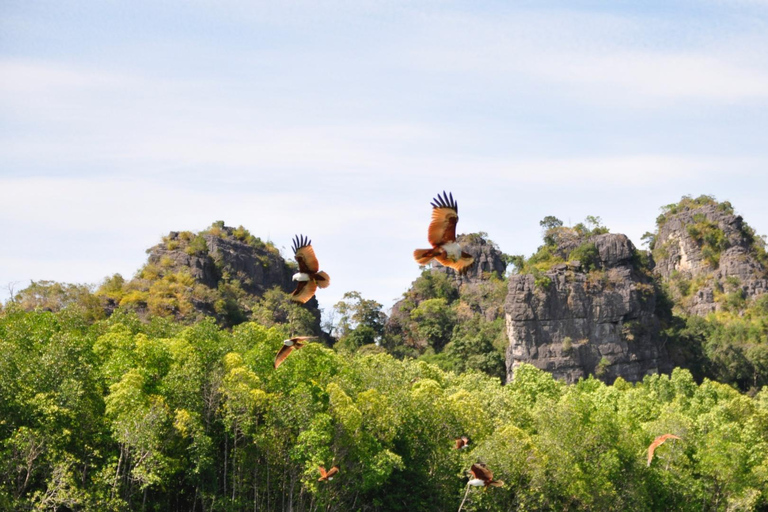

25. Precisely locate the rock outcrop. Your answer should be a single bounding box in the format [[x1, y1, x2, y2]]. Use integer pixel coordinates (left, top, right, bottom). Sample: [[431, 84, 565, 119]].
[[148, 230, 294, 296], [430, 234, 508, 286], [653, 202, 768, 315], [505, 233, 672, 384], [126, 224, 322, 330]]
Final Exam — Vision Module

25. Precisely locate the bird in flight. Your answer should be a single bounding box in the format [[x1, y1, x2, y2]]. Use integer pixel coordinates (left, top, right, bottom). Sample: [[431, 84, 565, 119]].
[[274, 336, 317, 369], [467, 463, 503, 488], [290, 235, 330, 303], [647, 434, 681, 467], [318, 465, 339, 482], [413, 191, 474, 273], [455, 436, 470, 450]]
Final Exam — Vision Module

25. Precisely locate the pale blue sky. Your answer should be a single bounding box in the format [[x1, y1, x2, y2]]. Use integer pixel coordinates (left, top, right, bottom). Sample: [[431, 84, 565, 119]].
[[2, 1, 768, 313]]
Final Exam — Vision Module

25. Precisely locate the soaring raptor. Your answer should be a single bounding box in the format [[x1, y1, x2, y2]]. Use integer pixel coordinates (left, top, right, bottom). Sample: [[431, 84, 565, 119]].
[[413, 191, 474, 273]]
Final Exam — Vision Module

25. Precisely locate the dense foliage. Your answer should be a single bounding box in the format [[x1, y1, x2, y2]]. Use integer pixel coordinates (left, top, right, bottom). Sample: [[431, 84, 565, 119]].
[[2, 307, 768, 511], [649, 196, 768, 393], [384, 262, 508, 381]]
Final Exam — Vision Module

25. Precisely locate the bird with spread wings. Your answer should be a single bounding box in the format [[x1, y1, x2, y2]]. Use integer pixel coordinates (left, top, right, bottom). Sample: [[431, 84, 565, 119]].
[[274, 336, 317, 369], [413, 191, 474, 273], [290, 235, 330, 303], [317, 465, 339, 482], [647, 434, 681, 467], [467, 463, 504, 488]]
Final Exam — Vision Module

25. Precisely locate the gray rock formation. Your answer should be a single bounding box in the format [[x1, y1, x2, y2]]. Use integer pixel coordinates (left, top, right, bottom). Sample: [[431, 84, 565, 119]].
[[147, 230, 294, 296], [653, 204, 768, 315], [138, 226, 322, 329], [505, 233, 672, 384], [430, 234, 507, 285]]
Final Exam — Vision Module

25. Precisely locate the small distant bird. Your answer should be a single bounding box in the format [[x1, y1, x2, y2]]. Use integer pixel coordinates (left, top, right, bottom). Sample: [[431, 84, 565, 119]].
[[413, 191, 474, 273], [455, 436, 469, 450], [290, 235, 330, 303], [274, 336, 317, 369], [467, 463, 503, 488], [318, 465, 339, 482], [647, 434, 681, 467]]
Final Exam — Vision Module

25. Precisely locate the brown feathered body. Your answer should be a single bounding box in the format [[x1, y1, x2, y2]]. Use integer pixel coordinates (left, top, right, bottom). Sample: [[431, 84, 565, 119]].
[[318, 465, 339, 482], [455, 436, 469, 450], [274, 336, 317, 369], [413, 191, 474, 273], [468, 463, 504, 488], [647, 434, 681, 466], [290, 235, 330, 303]]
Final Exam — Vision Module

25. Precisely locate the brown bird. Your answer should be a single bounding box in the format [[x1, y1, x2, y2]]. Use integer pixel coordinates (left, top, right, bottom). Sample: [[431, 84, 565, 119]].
[[467, 463, 503, 488], [647, 434, 681, 467], [413, 191, 474, 273], [455, 436, 469, 450], [274, 336, 317, 369], [290, 235, 330, 303], [318, 465, 339, 482]]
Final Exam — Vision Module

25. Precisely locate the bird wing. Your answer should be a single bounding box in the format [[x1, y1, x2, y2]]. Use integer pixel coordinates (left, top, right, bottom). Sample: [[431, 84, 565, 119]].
[[647, 434, 681, 466], [274, 345, 295, 369], [291, 280, 318, 304], [470, 464, 493, 481], [427, 191, 459, 246], [318, 466, 327, 480], [434, 252, 474, 273], [292, 235, 320, 273], [326, 466, 339, 479], [455, 438, 463, 450], [488, 480, 504, 487], [291, 336, 317, 342]]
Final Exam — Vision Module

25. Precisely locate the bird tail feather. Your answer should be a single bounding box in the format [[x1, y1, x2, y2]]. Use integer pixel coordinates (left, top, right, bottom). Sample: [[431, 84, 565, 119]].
[[315, 271, 331, 289]]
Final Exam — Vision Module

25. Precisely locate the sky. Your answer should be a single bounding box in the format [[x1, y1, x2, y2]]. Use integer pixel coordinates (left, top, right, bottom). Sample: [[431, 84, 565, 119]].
[[2, 0, 768, 316]]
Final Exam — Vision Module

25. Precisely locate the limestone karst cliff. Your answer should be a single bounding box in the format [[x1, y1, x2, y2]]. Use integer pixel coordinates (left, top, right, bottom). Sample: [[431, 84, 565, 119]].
[[651, 197, 768, 316], [112, 222, 322, 331], [505, 233, 672, 384]]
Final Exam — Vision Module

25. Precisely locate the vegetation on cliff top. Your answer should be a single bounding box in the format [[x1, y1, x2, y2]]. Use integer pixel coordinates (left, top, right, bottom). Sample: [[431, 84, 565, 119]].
[[507, 215, 610, 283]]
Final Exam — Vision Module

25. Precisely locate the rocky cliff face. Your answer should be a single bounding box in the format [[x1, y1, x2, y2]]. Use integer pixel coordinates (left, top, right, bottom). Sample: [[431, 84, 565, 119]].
[[505, 233, 672, 384], [148, 230, 294, 296], [653, 202, 768, 315], [429, 234, 508, 286], [127, 225, 322, 329]]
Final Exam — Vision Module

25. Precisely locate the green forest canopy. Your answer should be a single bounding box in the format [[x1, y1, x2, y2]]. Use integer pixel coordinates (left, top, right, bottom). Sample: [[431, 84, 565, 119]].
[[1, 306, 767, 511]]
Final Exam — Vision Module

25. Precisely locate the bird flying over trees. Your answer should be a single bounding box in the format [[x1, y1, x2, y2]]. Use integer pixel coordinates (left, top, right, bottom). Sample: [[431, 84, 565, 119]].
[[455, 436, 469, 450], [318, 465, 339, 482], [413, 191, 474, 273], [467, 463, 503, 488], [274, 336, 317, 369], [647, 434, 681, 466], [290, 235, 330, 303]]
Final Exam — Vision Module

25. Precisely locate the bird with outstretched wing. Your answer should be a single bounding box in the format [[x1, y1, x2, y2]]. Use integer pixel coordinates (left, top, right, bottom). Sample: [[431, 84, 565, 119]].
[[318, 465, 339, 482], [647, 434, 681, 466], [274, 336, 317, 369], [413, 191, 474, 273], [468, 463, 504, 488], [290, 235, 330, 303]]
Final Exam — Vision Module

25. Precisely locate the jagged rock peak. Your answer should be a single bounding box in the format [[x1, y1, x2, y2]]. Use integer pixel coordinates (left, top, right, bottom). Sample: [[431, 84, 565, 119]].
[[147, 222, 293, 296], [505, 219, 671, 384], [651, 195, 768, 315]]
